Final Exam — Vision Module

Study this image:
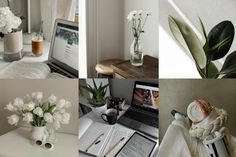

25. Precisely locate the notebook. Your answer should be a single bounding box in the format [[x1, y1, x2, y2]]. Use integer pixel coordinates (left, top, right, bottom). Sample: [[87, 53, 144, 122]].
[[79, 118, 134, 157]]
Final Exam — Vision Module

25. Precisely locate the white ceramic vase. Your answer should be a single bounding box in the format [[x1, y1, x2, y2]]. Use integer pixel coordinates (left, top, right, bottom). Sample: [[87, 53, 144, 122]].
[[91, 104, 107, 117], [31, 126, 46, 141], [3, 30, 23, 62]]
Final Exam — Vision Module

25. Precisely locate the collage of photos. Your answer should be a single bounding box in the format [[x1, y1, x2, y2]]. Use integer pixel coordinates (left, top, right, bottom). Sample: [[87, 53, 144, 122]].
[[0, 0, 235, 157]]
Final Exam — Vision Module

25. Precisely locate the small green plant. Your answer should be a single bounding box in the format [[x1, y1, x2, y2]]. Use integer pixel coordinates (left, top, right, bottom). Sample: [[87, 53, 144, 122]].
[[81, 79, 109, 107], [168, 16, 236, 78]]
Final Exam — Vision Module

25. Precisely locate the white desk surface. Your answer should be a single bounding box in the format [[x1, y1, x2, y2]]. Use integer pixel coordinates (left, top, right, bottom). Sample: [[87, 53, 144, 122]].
[[79, 105, 159, 157], [0, 127, 78, 157], [0, 41, 50, 70]]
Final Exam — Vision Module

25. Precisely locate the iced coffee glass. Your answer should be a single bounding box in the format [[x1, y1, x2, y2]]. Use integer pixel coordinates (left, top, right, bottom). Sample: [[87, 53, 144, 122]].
[[32, 34, 43, 56]]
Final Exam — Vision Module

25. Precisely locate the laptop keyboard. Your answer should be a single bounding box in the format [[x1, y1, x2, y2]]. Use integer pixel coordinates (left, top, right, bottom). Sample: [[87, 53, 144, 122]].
[[123, 108, 159, 128], [47, 64, 72, 78]]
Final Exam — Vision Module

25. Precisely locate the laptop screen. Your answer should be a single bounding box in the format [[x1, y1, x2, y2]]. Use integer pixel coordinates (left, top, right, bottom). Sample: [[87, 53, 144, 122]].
[[132, 82, 159, 111], [51, 22, 78, 71]]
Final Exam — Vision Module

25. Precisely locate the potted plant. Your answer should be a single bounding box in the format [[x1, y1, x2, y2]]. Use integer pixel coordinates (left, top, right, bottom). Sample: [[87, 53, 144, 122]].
[[168, 16, 236, 78], [127, 10, 151, 67], [0, 6, 23, 61], [81, 79, 109, 117], [5, 92, 72, 141]]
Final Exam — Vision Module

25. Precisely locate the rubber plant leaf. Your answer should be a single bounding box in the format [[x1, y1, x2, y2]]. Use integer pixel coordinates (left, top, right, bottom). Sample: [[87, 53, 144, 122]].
[[220, 50, 236, 75], [198, 17, 207, 45], [168, 16, 206, 69], [206, 62, 219, 78], [207, 21, 234, 60]]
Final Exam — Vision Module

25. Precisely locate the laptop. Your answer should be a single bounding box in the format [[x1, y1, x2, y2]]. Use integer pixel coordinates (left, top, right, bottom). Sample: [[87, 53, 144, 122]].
[[46, 19, 78, 78], [118, 81, 159, 139]]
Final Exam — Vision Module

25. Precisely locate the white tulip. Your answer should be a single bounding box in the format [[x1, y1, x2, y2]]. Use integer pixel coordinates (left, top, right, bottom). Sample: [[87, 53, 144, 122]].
[[61, 112, 71, 124], [33, 107, 44, 117], [56, 99, 66, 109], [48, 94, 57, 104], [64, 101, 72, 108], [44, 113, 53, 123], [53, 112, 62, 122], [53, 120, 61, 130], [23, 101, 35, 111], [7, 114, 20, 126], [13, 98, 24, 108], [22, 112, 33, 123], [5, 102, 16, 111]]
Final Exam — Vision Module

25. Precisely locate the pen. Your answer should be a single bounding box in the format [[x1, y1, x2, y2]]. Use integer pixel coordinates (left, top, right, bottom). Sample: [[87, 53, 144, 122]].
[[104, 137, 125, 157], [85, 133, 104, 152]]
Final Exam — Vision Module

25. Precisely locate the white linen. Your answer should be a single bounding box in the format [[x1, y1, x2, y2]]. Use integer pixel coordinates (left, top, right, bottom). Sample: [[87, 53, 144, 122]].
[[40, 0, 76, 40]]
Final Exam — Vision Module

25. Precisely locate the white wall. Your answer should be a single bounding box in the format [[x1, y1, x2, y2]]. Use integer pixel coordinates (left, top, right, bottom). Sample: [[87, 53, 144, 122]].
[[0, 79, 78, 136], [123, 0, 159, 59]]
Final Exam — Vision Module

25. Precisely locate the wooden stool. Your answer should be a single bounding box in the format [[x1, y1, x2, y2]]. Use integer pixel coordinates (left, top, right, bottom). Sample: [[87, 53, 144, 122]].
[[95, 59, 124, 78]]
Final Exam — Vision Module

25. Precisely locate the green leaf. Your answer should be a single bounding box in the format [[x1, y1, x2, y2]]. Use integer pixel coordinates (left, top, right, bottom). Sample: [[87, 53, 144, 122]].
[[222, 72, 236, 78], [206, 62, 219, 78], [168, 16, 207, 69], [207, 21, 234, 60], [220, 51, 236, 75], [198, 17, 207, 45]]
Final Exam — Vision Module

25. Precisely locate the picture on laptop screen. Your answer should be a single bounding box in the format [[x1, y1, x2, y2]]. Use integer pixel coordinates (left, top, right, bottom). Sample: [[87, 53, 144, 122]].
[[52, 23, 78, 70], [133, 84, 159, 109]]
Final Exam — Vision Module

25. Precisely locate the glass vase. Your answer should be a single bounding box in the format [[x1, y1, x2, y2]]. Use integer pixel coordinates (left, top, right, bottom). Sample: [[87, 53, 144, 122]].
[[130, 38, 143, 67]]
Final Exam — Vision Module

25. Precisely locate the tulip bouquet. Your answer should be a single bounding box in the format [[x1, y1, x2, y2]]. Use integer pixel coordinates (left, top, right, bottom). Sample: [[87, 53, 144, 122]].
[[5, 92, 72, 130]]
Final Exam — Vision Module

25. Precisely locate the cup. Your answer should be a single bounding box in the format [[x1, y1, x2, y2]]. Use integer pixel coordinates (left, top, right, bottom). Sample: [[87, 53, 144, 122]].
[[32, 34, 44, 56], [101, 108, 118, 125]]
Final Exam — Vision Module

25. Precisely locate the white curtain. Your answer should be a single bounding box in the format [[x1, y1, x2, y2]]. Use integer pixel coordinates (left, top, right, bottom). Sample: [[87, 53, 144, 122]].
[[40, 0, 76, 41]]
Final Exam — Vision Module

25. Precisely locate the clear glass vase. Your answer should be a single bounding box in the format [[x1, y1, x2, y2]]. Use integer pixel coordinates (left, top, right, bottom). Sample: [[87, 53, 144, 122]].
[[130, 38, 143, 67]]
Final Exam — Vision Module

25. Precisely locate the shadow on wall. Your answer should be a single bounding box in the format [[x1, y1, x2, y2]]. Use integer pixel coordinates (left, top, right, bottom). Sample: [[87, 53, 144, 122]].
[[159, 79, 236, 141], [0, 79, 78, 136]]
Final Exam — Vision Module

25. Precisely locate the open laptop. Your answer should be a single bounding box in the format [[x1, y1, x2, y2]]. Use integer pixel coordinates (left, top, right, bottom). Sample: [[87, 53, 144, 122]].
[[118, 81, 159, 139], [46, 19, 78, 78]]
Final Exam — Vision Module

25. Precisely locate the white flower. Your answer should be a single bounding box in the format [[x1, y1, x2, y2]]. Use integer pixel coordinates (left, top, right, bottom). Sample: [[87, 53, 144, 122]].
[[44, 113, 53, 123], [0, 7, 22, 34], [13, 97, 24, 108], [22, 112, 33, 123], [56, 99, 66, 109], [5, 102, 16, 111], [61, 112, 70, 124], [53, 120, 61, 130], [33, 107, 44, 117], [138, 10, 143, 15], [64, 101, 72, 108], [32, 92, 43, 101], [7, 114, 20, 126], [23, 101, 35, 111], [53, 112, 62, 122], [127, 10, 137, 21], [48, 94, 57, 104]]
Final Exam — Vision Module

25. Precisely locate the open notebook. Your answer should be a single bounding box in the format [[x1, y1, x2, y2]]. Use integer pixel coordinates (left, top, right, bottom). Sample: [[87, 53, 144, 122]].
[[79, 118, 134, 157], [0, 61, 66, 79]]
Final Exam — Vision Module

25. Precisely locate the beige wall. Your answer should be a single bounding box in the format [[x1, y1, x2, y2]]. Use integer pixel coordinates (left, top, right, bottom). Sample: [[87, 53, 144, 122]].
[[0, 79, 78, 136], [160, 79, 236, 141]]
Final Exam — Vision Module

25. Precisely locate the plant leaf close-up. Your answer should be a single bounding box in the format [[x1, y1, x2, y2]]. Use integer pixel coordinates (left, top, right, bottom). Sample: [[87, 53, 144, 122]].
[[206, 21, 235, 60], [168, 16, 207, 69], [220, 50, 236, 77]]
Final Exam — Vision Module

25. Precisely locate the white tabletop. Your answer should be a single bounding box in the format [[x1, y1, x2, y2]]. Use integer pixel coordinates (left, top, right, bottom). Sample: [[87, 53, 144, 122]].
[[0, 127, 78, 157], [0, 41, 50, 70], [79, 105, 159, 157]]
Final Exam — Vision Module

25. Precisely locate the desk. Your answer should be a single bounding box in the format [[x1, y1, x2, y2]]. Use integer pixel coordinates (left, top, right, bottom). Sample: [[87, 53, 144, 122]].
[[0, 41, 50, 70], [79, 106, 159, 157], [111, 55, 158, 79], [0, 127, 78, 157]]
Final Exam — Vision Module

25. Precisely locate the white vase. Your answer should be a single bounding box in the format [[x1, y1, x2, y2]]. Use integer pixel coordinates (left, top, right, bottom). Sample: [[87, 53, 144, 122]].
[[91, 104, 107, 117], [31, 126, 47, 141], [3, 30, 23, 62]]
